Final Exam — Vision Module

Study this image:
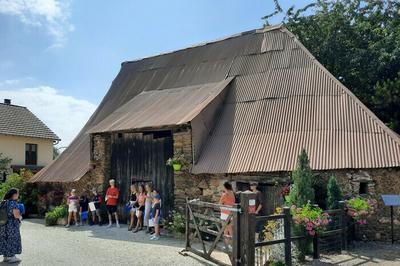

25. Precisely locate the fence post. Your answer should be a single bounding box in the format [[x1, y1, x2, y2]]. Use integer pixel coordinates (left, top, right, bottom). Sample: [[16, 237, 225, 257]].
[[283, 207, 292, 266], [185, 198, 190, 250], [232, 204, 241, 266], [313, 234, 320, 260], [339, 200, 347, 251], [240, 191, 256, 266]]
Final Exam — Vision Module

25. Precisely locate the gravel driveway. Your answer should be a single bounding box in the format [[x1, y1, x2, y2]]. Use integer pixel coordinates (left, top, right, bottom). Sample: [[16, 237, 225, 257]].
[[3, 219, 214, 266]]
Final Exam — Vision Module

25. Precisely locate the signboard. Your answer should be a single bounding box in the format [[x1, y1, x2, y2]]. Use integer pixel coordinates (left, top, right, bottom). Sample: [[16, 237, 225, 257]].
[[248, 199, 256, 214], [381, 195, 400, 206]]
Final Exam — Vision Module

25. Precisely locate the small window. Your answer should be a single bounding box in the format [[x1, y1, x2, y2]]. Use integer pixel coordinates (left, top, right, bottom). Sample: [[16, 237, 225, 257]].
[[359, 182, 368, 194], [25, 143, 38, 165]]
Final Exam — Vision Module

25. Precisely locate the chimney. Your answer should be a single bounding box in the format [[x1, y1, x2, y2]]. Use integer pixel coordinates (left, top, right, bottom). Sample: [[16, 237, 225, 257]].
[[4, 99, 11, 105]]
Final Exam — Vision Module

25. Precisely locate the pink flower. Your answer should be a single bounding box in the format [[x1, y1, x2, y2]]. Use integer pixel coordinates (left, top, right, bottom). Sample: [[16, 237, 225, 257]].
[[304, 217, 310, 223], [322, 219, 329, 225], [308, 230, 316, 236]]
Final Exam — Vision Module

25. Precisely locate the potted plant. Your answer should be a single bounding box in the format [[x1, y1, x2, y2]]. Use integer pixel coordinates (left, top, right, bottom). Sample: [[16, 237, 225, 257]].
[[291, 202, 330, 237], [346, 197, 377, 225], [166, 151, 187, 171]]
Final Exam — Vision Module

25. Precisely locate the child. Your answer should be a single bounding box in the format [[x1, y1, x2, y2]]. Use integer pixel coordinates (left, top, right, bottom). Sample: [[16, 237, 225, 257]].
[[128, 184, 138, 231], [143, 183, 153, 233], [150, 193, 161, 240], [90, 189, 102, 226], [65, 189, 79, 227], [79, 195, 89, 226]]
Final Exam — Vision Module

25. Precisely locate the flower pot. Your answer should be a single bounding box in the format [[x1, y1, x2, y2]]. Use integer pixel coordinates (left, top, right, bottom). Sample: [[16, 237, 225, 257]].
[[57, 217, 67, 226], [173, 164, 182, 171]]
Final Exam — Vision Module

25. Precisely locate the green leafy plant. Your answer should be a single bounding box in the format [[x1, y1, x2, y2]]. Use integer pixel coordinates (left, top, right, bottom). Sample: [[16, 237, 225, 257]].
[[346, 197, 377, 225], [291, 203, 330, 237], [164, 211, 186, 234], [270, 261, 285, 266], [287, 149, 315, 206], [326, 176, 343, 210], [166, 151, 187, 166], [0, 153, 12, 172], [45, 205, 67, 226]]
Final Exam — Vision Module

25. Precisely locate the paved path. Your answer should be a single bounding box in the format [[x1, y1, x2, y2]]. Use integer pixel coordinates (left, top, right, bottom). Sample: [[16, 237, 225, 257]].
[[3, 219, 215, 266]]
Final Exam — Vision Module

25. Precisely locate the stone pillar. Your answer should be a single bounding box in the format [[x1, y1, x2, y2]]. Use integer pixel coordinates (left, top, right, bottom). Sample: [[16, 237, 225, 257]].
[[91, 133, 111, 189]]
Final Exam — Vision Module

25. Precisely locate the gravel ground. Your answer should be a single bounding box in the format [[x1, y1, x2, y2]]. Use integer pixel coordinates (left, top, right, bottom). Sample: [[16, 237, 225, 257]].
[[311, 242, 400, 266], [1, 219, 216, 266]]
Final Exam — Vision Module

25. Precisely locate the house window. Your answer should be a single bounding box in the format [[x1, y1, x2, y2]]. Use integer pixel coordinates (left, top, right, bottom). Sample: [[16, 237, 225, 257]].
[[359, 182, 368, 195], [25, 143, 37, 165]]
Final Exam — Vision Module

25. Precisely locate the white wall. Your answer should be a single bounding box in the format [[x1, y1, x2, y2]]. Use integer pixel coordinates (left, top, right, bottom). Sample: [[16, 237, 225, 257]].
[[0, 134, 54, 166]]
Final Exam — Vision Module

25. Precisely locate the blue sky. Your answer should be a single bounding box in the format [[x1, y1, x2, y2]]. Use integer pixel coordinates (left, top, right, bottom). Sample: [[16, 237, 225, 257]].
[[0, 0, 309, 146]]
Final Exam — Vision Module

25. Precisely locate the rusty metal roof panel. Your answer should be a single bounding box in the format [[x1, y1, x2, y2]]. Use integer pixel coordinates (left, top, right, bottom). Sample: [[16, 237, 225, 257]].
[[88, 78, 234, 134]]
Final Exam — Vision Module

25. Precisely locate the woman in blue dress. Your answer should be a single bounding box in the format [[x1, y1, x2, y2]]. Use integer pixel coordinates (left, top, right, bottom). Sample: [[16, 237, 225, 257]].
[[0, 188, 22, 263]]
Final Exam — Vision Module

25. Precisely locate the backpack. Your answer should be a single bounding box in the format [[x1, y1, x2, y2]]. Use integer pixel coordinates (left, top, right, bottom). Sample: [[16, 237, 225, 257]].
[[0, 200, 8, 226]]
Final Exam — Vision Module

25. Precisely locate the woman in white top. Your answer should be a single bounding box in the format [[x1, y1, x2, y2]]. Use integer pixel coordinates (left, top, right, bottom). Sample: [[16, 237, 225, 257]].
[[143, 183, 153, 233]]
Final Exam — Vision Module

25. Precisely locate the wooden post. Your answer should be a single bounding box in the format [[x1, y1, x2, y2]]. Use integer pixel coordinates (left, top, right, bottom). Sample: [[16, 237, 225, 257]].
[[185, 198, 190, 250], [240, 191, 256, 266], [232, 204, 241, 266], [339, 200, 347, 250], [313, 234, 320, 260], [391, 206, 394, 245], [283, 207, 292, 266]]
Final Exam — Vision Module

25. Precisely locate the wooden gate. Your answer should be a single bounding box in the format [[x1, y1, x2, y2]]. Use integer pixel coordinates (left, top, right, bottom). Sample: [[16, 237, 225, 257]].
[[110, 131, 173, 215]]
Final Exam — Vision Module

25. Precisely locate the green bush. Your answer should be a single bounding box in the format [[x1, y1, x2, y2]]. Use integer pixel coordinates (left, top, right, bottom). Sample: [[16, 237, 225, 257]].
[[288, 149, 315, 206], [270, 261, 285, 266], [0, 169, 39, 216], [326, 176, 343, 210], [165, 211, 186, 234], [45, 205, 67, 226]]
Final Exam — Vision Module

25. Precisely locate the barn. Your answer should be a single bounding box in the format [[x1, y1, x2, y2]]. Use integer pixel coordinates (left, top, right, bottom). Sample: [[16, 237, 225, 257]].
[[31, 25, 400, 239]]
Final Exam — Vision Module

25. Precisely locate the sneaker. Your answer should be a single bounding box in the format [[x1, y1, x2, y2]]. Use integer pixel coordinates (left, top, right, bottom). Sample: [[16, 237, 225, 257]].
[[150, 235, 160, 241], [7, 256, 21, 263], [106, 224, 112, 228], [64, 224, 70, 228], [116, 223, 120, 228], [75, 223, 79, 227], [132, 228, 139, 233], [128, 226, 132, 231]]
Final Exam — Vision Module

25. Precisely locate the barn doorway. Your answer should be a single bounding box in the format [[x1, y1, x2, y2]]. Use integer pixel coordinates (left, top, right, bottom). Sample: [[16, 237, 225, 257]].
[[110, 131, 174, 216], [236, 181, 281, 215]]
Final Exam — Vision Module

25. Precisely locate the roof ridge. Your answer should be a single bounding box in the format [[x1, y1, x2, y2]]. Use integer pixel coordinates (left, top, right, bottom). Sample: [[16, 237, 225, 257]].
[[121, 24, 283, 66], [280, 27, 400, 147], [0, 102, 27, 109]]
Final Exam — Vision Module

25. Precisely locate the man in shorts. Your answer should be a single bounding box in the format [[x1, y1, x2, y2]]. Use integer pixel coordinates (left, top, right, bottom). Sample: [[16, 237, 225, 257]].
[[250, 182, 265, 242], [105, 179, 120, 228]]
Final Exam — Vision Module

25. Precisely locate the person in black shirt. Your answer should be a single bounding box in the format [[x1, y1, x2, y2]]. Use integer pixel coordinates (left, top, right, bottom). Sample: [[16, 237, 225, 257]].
[[79, 195, 89, 226], [250, 182, 265, 242], [90, 189, 102, 226], [149, 193, 161, 240]]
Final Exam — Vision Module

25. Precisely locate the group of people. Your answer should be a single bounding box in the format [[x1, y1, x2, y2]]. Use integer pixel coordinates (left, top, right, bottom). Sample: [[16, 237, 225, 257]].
[[65, 179, 162, 240]]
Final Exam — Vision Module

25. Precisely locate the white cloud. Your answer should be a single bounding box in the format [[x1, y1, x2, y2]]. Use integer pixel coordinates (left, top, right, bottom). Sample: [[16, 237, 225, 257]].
[[0, 86, 96, 147], [0, 0, 73, 47]]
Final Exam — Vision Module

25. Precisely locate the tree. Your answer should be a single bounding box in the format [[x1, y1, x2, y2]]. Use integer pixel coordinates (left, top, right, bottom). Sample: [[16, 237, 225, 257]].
[[263, 0, 400, 133], [288, 149, 315, 206], [53, 146, 60, 159], [326, 175, 343, 210], [0, 152, 12, 172]]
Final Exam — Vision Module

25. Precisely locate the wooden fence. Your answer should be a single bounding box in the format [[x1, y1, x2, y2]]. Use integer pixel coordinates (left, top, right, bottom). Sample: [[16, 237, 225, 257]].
[[182, 192, 348, 266]]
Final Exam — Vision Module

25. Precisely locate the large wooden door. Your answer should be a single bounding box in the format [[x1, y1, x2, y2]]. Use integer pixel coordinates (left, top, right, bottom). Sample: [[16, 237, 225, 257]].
[[110, 131, 174, 215]]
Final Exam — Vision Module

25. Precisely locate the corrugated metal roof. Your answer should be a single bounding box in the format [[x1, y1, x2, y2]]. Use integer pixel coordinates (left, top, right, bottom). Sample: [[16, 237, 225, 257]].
[[31, 25, 400, 182], [0, 103, 59, 140], [88, 78, 233, 133], [191, 28, 400, 173]]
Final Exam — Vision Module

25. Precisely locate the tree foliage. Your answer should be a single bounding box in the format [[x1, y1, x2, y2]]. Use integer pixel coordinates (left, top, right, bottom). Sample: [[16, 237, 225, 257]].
[[264, 0, 400, 133], [0, 152, 12, 171], [326, 175, 343, 210], [288, 149, 315, 206]]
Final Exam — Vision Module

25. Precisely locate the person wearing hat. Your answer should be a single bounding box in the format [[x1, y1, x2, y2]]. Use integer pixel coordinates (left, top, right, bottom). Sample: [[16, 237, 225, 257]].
[[149, 192, 162, 240], [250, 182, 264, 242]]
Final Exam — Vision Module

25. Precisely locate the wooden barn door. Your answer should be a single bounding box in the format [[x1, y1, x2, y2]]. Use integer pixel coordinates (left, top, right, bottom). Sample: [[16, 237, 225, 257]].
[[110, 131, 174, 216]]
